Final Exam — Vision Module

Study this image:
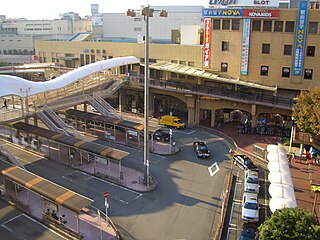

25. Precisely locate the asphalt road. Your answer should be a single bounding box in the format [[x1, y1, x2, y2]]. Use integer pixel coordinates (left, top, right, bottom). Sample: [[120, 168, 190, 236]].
[[3, 127, 232, 240]]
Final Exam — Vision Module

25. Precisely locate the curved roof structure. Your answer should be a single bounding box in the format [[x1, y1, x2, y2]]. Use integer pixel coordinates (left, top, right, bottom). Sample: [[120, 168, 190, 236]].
[[0, 56, 140, 98]]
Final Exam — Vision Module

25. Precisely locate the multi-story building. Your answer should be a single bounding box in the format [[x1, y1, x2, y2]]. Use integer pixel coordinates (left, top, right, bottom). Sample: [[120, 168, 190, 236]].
[[34, 3, 320, 128]]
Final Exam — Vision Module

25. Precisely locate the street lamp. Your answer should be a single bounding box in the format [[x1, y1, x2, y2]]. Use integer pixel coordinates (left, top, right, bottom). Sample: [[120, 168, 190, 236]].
[[127, 6, 167, 188]]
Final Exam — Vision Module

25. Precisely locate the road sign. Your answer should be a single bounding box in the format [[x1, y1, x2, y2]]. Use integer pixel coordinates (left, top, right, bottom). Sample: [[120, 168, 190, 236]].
[[104, 192, 109, 198]]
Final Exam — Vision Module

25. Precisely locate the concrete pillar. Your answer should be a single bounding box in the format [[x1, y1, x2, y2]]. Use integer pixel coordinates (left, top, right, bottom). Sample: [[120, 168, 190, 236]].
[[195, 98, 200, 125], [210, 109, 216, 128], [118, 89, 122, 112], [83, 103, 87, 112], [252, 115, 257, 128], [33, 116, 38, 126], [187, 108, 195, 127], [251, 104, 257, 127]]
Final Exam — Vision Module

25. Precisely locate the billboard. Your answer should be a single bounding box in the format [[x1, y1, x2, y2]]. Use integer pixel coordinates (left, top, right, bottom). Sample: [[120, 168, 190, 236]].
[[202, 8, 279, 19], [203, 19, 211, 68], [293, 0, 309, 76], [241, 19, 251, 75], [209, 0, 279, 8]]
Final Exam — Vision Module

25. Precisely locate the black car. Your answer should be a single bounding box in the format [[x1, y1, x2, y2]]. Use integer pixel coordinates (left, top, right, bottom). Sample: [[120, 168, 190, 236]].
[[233, 155, 258, 171], [238, 225, 256, 240], [153, 129, 170, 142], [193, 141, 210, 158]]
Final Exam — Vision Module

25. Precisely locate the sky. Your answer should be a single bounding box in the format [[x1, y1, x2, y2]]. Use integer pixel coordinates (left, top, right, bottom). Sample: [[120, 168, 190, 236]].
[[2, 0, 209, 20]]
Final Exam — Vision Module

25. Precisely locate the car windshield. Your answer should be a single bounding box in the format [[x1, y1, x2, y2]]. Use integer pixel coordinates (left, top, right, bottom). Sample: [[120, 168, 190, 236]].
[[244, 202, 258, 210], [244, 159, 254, 167], [247, 177, 258, 184], [198, 145, 208, 150]]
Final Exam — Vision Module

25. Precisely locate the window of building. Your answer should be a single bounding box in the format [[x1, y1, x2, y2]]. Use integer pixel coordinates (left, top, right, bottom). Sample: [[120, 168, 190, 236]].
[[213, 19, 220, 30], [274, 21, 284, 32], [188, 61, 195, 67], [171, 72, 177, 78], [260, 66, 269, 76], [252, 20, 261, 31], [285, 21, 295, 32], [262, 44, 270, 54], [80, 54, 85, 66], [222, 41, 229, 51], [96, 49, 100, 54], [102, 49, 106, 54], [91, 55, 95, 63], [90, 49, 94, 54], [284, 45, 292, 55], [108, 56, 113, 59], [85, 55, 90, 65], [134, 17, 142, 22], [171, 60, 178, 63], [222, 19, 230, 30], [179, 61, 186, 65], [232, 20, 240, 30], [102, 55, 106, 60], [221, 62, 228, 72], [263, 21, 272, 32], [306, 46, 315, 57], [304, 69, 313, 79], [308, 22, 318, 34], [282, 67, 290, 78]]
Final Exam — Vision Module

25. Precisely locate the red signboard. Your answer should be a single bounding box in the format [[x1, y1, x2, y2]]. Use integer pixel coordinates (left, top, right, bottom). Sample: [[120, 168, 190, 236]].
[[104, 192, 109, 198], [242, 9, 279, 19], [203, 18, 211, 68]]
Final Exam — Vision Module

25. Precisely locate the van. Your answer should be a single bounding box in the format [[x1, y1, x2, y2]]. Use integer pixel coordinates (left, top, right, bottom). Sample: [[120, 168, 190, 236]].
[[160, 115, 185, 129]]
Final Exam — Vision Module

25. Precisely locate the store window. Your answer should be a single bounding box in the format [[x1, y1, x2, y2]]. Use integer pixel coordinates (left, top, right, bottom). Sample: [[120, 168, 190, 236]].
[[284, 45, 292, 55], [222, 19, 230, 30], [260, 66, 269, 76], [179, 61, 186, 65], [263, 21, 272, 32], [188, 61, 195, 67], [222, 41, 229, 51], [252, 20, 261, 31], [262, 44, 270, 54], [213, 19, 220, 30], [285, 21, 295, 32], [308, 22, 318, 34], [221, 62, 228, 72], [91, 49, 94, 53], [282, 67, 290, 78], [232, 20, 240, 30], [306, 46, 315, 57], [304, 69, 313, 80], [274, 21, 283, 32]]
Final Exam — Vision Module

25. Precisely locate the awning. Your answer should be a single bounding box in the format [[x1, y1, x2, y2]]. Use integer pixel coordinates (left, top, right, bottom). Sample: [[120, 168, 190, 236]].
[[146, 61, 277, 92], [1, 165, 93, 213]]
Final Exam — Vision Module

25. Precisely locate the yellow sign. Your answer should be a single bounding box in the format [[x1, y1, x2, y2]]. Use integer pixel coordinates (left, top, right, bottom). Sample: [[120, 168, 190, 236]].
[[310, 185, 320, 192]]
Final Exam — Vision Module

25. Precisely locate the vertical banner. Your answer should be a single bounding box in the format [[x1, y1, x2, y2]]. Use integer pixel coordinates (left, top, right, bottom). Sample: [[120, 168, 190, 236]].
[[240, 18, 251, 75], [293, 0, 309, 76], [203, 19, 211, 68]]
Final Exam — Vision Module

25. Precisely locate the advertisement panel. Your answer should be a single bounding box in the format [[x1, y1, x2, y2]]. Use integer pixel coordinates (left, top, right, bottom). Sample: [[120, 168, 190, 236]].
[[202, 8, 279, 18], [240, 19, 251, 75], [209, 0, 279, 8], [293, 0, 309, 76], [242, 9, 279, 19], [203, 19, 211, 68], [202, 8, 243, 18]]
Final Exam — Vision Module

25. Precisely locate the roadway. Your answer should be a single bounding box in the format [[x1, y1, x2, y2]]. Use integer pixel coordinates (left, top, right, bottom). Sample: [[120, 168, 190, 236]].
[[1, 127, 232, 240]]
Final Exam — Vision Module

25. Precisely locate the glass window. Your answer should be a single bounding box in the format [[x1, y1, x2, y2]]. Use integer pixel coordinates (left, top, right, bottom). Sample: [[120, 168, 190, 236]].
[[188, 61, 195, 67], [263, 21, 272, 32], [284, 45, 292, 55], [179, 61, 186, 65], [306, 46, 315, 57], [282, 67, 290, 78], [232, 20, 240, 30], [304, 69, 313, 80], [91, 49, 94, 53], [308, 22, 318, 34], [274, 21, 283, 32], [221, 62, 228, 72], [213, 19, 220, 30], [222, 19, 230, 30], [222, 41, 229, 51], [252, 20, 261, 31], [171, 60, 177, 63], [262, 44, 270, 54], [260, 66, 269, 76], [285, 21, 295, 32], [96, 49, 100, 54], [102, 49, 106, 54]]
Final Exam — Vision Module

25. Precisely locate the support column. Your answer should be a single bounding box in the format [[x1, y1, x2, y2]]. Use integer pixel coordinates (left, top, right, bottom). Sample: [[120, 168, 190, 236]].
[[186, 96, 196, 127], [210, 109, 216, 128], [187, 108, 195, 127], [195, 98, 200, 125], [251, 104, 257, 128], [118, 89, 123, 112], [251, 115, 257, 128], [83, 103, 87, 112]]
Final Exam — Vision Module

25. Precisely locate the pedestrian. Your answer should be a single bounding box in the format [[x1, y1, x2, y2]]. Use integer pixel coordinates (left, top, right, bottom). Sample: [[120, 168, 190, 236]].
[[59, 214, 67, 224], [51, 210, 59, 220], [288, 155, 292, 167], [45, 208, 51, 217], [3, 98, 7, 109]]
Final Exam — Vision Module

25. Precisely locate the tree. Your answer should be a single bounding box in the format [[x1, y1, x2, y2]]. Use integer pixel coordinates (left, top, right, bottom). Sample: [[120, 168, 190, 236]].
[[292, 88, 320, 137], [258, 208, 320, 240]]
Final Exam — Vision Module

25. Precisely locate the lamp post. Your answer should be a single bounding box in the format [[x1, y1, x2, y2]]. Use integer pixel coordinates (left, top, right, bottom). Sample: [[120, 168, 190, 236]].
[[127, 6, 167, 188]]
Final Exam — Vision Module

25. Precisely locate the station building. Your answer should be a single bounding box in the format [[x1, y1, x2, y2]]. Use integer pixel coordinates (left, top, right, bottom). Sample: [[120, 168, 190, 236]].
[[34, 1, 320, 128]]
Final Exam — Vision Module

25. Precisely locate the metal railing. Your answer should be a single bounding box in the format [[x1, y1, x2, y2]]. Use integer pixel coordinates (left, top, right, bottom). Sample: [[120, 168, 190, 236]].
[[36, 111, 68, 135], [0, 144, 26, 170], [92, 93, 126, 120]]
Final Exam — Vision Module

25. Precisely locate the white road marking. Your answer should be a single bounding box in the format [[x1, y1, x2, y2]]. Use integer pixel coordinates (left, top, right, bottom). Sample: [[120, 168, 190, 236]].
[[208, 162, 220, 177]]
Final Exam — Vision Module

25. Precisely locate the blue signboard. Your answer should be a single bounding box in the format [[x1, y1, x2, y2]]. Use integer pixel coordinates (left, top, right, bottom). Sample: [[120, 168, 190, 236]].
[[202, 8, 243, 18], [293, 0, 309, 76]]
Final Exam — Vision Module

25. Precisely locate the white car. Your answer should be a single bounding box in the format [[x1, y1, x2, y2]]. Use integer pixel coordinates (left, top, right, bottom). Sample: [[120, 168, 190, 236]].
[[241, 192, 259, 223], [244, 170, 260, 194]]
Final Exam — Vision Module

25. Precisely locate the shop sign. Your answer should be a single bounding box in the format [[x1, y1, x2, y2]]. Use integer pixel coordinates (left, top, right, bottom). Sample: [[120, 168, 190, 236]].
[[202, 8, 243, 17], [293, 0, 309, 76], [242, 9, 279, 19], [202, 8, 279, 18], [240, 18, 251, 75], [209, 0, 279, 7], [203, 19, 211, 68]]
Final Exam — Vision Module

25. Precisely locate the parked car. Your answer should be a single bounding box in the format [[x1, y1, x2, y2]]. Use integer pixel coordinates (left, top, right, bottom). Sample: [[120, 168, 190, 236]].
[[238, 225, 256, 240], [160, 115, 185, 129], [241, 192, 259, 223], [233, 155, 258, 171], [153, 129, 170, 142], [244, 170, 260, 194], [193, 141, 210, 158]]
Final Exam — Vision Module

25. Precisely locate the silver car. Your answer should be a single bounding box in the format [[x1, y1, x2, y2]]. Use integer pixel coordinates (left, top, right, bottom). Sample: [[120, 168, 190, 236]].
[[241, 192, 259, 223], [244, 170, 260, 194]]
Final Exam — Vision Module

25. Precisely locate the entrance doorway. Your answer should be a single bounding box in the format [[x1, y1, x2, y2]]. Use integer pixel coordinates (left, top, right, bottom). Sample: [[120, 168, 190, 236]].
[[199, 109, 212, 126]]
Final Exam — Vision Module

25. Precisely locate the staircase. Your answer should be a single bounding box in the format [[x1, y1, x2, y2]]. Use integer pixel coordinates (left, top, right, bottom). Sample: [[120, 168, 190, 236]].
[[0, 144, 26, 170]]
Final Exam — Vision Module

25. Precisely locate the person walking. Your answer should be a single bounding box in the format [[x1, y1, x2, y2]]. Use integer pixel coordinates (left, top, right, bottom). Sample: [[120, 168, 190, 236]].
[[3, 98, 7, 109], [51, 210, 59, 220]]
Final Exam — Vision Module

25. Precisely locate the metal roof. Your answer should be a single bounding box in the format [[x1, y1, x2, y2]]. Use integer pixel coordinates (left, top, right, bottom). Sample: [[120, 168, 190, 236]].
[[0, 163, 93, 213], [146, 61, 277, 92]]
